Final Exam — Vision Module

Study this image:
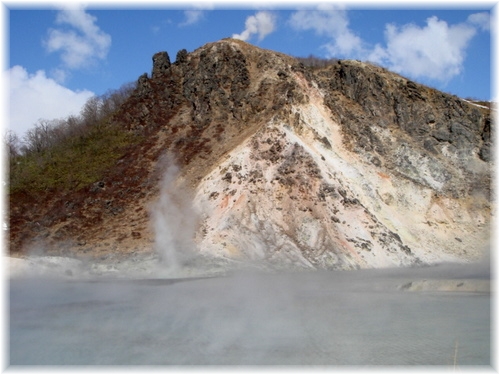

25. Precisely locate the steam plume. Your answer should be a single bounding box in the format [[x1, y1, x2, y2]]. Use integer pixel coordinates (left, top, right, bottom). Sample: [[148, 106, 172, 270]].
[[151, 159, 198, 274]]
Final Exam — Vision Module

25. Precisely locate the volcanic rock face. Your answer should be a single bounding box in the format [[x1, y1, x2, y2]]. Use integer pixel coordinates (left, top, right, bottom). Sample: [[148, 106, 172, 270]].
[[152, 52, 171, 79], [10, 39, 493, 270]]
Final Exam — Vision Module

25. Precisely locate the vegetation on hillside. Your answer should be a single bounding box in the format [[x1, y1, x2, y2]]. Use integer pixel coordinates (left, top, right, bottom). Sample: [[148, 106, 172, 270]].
[[295, 54, 340, 69], [6, 82, 139, 194]]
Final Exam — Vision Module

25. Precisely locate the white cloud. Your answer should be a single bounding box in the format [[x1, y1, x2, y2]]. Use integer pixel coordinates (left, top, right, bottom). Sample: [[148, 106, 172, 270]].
[[50, 68, 69, 84], [289, 8, 489, 85], [369, 16, 478, 83], [44, 5, 111, 71], [180, 10, 205, 26], [179, 4, 214, 27], [233, 11, 276, 42], [467, 12, 490, 31], [7, 66, 94, 138], [289, 6, 364, 57]]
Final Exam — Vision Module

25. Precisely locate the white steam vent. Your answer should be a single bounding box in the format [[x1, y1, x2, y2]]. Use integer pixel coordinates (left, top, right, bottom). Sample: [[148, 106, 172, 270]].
[[151, 160, 198, 275]]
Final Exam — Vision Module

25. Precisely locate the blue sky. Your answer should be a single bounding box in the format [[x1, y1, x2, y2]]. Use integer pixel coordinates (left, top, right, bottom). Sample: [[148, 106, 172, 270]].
[[3, 1, 497, 139]]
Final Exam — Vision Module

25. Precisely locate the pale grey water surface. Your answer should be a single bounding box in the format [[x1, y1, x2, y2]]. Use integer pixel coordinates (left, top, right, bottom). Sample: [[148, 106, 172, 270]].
[[9, 264, 492, 367]]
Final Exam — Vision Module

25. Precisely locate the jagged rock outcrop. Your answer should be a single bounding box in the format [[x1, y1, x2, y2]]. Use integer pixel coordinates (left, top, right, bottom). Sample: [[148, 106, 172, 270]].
[[151, 51, 171, 79], [9, 38, 493, 270]]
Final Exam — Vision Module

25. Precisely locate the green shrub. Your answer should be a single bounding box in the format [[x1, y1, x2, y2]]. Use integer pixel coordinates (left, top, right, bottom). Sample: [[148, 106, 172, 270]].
[[9, 120, 139, 193]]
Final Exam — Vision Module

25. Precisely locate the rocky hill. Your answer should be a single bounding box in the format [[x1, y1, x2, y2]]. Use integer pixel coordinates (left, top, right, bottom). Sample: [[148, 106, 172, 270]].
[[8, 38, 493, 271]]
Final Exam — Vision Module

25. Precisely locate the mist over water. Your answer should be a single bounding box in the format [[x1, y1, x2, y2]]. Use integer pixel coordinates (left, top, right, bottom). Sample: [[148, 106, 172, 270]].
[[9, 265, 491, 366]]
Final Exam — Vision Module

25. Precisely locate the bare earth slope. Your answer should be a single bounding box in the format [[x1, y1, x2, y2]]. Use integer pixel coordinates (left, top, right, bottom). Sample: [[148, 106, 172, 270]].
[[9, 39, 493, 271]]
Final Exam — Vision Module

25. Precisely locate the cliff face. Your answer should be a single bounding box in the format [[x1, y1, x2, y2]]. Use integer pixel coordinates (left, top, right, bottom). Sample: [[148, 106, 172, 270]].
[[9, 39, 493, 270]]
